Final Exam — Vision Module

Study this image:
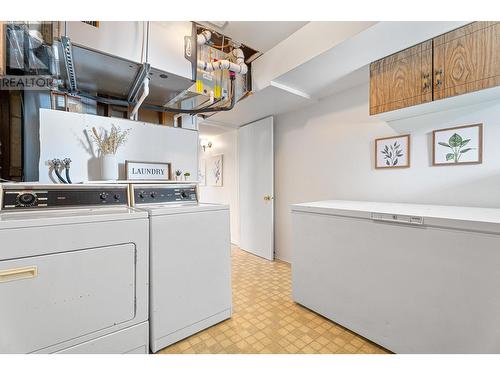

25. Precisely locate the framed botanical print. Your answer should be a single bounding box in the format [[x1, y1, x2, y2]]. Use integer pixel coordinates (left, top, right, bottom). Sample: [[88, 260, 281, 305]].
[[432, 124, 483, 166], [375, 134, 410, 169], [206, 154, 223, 187]]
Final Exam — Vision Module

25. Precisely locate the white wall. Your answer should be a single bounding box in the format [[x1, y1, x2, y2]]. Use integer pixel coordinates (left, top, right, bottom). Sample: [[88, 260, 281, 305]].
[[274, 83, 500, 262], [38, 109, 198, 183], [199, 130, 240, 245]]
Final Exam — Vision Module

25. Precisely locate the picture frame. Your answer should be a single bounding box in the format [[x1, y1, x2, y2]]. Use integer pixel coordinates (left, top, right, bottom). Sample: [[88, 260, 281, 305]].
[[374, 134, 410, 169], [432, 124, 483, 166], [206, 154, 223, 187], [125, 160, 172, 181]]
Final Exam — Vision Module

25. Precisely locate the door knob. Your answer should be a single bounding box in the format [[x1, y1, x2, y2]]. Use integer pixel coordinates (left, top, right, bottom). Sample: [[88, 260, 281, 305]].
[[263, 195, 273, 201]]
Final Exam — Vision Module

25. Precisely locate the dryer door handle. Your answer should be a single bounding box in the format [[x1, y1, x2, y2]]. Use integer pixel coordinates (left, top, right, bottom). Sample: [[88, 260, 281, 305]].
[[0, 266, 38, 283]]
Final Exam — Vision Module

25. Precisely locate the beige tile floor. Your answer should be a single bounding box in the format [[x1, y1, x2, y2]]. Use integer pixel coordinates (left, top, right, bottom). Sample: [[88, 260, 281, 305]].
[[159, 246, 389, 354]]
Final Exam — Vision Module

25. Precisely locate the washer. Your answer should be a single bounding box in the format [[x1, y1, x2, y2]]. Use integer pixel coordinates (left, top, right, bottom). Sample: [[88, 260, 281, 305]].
[[0, 183, 149, 354], [130, 183, 232, 353]]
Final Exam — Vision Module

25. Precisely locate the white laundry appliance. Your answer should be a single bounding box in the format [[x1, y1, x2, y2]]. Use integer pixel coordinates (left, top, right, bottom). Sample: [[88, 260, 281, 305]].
[[130, 183, 232, 353], [0, 183, 149, 354], [292, 200, 500, 353]]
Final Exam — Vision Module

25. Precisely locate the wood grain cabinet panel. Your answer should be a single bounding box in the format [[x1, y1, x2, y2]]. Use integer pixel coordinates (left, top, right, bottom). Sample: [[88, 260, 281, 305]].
[[370, 40, 432, 115], [434, 21, 500, 100]]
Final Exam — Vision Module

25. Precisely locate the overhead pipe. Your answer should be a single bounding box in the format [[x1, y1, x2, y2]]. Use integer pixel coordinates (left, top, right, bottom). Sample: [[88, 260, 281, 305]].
[[142, 75, 236, 114], [196, 29, 248, 74], [129, 76, 150, 120], [197, 48, 248, 75], [78, 92, 129, 106], [197, 30, 212, 45], [78, 86, 231, 115]]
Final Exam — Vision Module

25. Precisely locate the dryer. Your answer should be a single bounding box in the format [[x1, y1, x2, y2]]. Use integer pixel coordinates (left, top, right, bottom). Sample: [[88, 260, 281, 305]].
[[0, 183, 149, 354], [130, 183, 232, 353]]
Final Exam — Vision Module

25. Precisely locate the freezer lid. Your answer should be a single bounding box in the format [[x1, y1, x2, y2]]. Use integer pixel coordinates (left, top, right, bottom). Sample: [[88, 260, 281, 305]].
[[291, 200, 500, 233]]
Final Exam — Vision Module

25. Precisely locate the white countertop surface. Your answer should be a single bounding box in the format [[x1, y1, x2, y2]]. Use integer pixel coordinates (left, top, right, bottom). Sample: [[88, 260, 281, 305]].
[[0, 206, 148, 229], [135, 202, 229, 216], [292, 200, 500, 224]]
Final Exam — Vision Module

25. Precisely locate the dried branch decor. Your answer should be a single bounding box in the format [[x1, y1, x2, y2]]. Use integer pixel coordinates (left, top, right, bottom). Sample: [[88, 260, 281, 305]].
[[90, 125, 131, 155]]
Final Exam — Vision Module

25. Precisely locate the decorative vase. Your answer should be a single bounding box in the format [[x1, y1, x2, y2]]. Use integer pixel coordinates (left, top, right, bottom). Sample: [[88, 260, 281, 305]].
[[100, 154, 118, 181]]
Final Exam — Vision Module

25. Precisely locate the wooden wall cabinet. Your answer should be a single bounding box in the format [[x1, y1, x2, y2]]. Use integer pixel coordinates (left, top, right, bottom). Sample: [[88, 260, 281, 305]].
[[433, 21, 500, 100], [370, 41, 432, 115], [370, 22, 500, 115]]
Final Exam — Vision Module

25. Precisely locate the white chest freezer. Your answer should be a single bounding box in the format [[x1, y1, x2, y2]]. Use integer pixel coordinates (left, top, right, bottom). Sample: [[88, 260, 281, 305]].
[[291, 200, 500, 354]]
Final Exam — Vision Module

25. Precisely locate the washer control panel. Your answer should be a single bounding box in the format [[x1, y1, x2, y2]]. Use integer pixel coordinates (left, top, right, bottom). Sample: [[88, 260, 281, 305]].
[[1, 185, 128, 210], [132, 184, 197, 205]]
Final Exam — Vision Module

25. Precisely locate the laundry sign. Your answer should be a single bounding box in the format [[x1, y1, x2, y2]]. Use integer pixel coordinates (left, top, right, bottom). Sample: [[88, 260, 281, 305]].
[[125, 161, 172, 181]]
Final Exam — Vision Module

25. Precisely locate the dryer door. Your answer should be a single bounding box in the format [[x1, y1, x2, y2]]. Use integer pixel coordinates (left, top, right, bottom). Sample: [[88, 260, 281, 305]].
[[0, 244, 136, 353]]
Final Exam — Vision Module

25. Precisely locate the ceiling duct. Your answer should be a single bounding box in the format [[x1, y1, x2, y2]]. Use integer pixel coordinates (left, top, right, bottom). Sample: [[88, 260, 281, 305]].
[[53, 22, 257, 115]]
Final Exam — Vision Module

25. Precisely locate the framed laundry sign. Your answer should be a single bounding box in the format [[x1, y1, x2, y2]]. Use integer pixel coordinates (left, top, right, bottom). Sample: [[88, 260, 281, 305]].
[[125, 161, 172, 180]]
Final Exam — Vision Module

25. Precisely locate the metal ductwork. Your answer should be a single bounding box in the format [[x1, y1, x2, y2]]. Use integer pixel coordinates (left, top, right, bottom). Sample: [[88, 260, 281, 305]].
[[51, 21, 256, 116]]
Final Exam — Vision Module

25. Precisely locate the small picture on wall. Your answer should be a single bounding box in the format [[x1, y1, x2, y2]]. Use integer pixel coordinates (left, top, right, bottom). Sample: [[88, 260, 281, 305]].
[[375, 134, 410, 169], [198, 159, 206, 186], [206, 154, 223, 187], [432, 124, 483, 166]]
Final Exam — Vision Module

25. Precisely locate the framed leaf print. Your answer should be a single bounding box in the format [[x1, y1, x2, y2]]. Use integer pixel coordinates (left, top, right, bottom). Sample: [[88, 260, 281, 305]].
[[432, 124, 483, 166], [375, 134, 410, 169]]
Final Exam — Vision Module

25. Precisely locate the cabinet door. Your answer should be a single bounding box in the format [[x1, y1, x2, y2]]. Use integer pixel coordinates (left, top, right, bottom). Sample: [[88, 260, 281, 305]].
[[433, 22, 500, 100], [370, 40, 432, 115]]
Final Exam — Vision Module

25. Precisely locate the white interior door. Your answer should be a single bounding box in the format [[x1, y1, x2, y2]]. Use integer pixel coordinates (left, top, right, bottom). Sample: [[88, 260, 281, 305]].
[[238, 116, 274, 260]]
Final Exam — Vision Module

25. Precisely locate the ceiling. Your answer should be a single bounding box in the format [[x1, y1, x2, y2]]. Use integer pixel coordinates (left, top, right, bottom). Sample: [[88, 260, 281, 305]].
[[203, 21, 470, 131], [197, 21, 308, 53], [199, 122, 235, 137], [202, 82, 313, 129]]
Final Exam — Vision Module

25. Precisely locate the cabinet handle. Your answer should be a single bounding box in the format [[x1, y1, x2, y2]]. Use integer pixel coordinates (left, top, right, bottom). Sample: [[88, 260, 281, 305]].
[[435, 68, 443, 89], [0, 266, 37, 283], [422, 73, 430, 91], [263, 195, 273, 201]]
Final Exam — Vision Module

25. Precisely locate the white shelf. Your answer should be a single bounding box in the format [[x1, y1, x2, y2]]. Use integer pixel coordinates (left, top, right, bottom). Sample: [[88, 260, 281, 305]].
[[373, 85, 500, 122]]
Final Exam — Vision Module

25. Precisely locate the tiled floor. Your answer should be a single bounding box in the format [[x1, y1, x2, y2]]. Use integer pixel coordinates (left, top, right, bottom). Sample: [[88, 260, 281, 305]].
[[159, 246, 389, 354]]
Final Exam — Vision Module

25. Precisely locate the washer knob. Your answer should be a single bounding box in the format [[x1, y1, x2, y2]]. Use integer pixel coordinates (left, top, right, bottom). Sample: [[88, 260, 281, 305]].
[[138, 191, 146, 199], [114, 193, 121, 200], [150, 192, 157, 199], [16, 192, 37, 207], [100, 192, 108, 200]]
